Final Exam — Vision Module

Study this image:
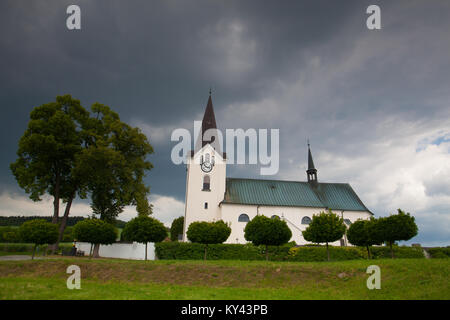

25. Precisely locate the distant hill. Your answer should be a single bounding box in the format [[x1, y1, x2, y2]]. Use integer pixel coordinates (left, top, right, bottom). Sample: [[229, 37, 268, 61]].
[[0, 216, 127, 228]]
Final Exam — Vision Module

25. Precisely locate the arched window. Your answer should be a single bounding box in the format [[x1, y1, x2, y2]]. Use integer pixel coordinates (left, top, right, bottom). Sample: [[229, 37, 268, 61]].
[[202, 175, 210, 191], [238, 214, 250, 222], [344, 219, 352, 226], [271, 215, 280, 220], [301, 216, 311, 225]]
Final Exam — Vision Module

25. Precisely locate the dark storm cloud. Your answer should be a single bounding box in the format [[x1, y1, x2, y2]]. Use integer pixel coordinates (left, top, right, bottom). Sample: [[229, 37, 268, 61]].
[[1, 0, 450, 245]]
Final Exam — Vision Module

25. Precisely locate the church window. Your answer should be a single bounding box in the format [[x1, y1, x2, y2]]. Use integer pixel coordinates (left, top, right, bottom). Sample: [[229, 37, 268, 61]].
[[301, 216, 311, 225], [344, 219, 352, 226], [238, 214, 250, 222], [202, 175, 210, 191], [204, 202, 208, 209]]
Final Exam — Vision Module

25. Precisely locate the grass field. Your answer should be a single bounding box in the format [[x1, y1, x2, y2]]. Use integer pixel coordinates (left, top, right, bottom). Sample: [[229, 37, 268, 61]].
[[0, 256, 448, 299]]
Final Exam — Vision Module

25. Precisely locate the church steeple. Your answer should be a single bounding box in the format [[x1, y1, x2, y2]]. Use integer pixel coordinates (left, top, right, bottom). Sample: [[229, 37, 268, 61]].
[[194, 91, 222, 154], [201, 92, 217, 147], [307, 141, 318, 183]]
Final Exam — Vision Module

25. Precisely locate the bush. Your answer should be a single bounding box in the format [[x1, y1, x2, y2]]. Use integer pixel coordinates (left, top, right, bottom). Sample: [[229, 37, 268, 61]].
[[170, 216, 184, 241], [244, 215, 292, 260], [19, 219, 59, 259], [368, 246, 424, 259], [0, 227, 21, 243], [121, 216, 167, 260], [302, 210, 346, 261], [73, 218, 117, 258], [187, 220, 231, 260], [425, 247, 450, 259], [0, 243, 73, 254]]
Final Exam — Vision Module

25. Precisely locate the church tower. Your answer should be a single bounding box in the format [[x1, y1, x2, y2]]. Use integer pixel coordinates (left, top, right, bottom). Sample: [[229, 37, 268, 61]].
[[182, 93, 227, 241], [306, 142, 318, 184]]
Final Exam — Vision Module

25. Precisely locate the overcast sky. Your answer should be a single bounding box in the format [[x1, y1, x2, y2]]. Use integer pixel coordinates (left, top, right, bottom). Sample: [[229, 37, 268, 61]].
[[1, 0, 449, 246]]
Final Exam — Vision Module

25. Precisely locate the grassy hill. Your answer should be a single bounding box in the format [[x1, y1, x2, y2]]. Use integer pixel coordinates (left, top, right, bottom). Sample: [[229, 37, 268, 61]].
[[0, 257, 448, 299]]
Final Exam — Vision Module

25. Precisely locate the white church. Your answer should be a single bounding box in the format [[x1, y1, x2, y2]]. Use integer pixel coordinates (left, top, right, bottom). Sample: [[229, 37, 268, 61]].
[[182, 94, 373, 246]]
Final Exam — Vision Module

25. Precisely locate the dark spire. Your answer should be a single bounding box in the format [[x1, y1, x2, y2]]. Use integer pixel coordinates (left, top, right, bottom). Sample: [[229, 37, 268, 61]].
[[201, 94, 217, 147], [306, 141, 318, 183]]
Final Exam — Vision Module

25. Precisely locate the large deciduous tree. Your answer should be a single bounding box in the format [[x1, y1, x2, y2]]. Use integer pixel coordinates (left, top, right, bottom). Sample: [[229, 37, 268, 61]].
[[10, 95, 89, 252], [244, 215, 292, 261], [11, 96, 154, 254], [302, 210, 346, 261]]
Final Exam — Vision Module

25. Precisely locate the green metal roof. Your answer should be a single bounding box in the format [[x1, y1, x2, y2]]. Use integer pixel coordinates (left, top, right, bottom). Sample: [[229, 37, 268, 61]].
[[222, 178, 371, 213]]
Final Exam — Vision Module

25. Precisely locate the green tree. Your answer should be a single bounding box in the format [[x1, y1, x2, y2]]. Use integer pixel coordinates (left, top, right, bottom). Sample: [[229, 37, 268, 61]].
[[170, 216, 184, 241], [19, 219, 59, 259], [73, 218, 117, 258], [244, 215, 292, 261], [302, 210, 346, 261], [10, 95, 89, 252], [73, 104, 153, 221], [377, 209, 418, 258], [347, 218, 381, 259], [121, 216, 167, 260], [187, 220, 231, 260]]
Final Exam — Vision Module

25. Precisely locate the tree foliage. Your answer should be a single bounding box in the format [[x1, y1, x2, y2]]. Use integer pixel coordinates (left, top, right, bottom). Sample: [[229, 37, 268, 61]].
[[11, 95, 154, 252], [302, 210, 346, 261], [170, 216, 184, 241], [19, 219, 59, 259], [10, 95, 89, 224], [187, 220, 231, 260], [244, 215, 292, 260], [377, 209, 418, 258], [73, 218, 117, 257], [121, 216, 167, 260], [122, 216, 167, 244], [347, 218, 381, 259]]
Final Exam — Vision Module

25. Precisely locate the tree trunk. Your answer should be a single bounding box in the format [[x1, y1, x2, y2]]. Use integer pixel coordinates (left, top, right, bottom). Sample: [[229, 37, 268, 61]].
[[93, 243, 100, 258], [390, 242, 394, 259], [54, 194, 74, 253], [265, 245, 268, 261], [50, 172, 61, 254], [204, 245, 207, 261], [145, 242, 148, 261], [32, 244, 37, 260], [367, 245, 371, 259], [89, 243, 93, 258], [326, 242, 330, 261]]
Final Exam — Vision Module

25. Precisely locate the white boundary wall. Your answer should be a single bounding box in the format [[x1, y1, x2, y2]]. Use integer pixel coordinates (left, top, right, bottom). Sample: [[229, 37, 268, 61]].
[[75, 242, 156, 260]]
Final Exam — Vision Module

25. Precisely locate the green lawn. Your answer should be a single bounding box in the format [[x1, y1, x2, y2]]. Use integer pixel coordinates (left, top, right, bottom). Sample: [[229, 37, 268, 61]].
[[0, 257, 448, 299]]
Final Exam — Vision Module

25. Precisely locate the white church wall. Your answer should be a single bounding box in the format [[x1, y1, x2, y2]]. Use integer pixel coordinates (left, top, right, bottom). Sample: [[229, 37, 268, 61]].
[[220, 204, 372, 246], [75, 242, 155, 260], [183, 144, 226, 241]]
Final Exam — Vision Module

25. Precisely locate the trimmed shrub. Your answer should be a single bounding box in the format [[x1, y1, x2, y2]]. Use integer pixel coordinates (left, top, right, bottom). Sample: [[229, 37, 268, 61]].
[[288, 246, 364, 262], [155, 242, 425, 261], [0, 243, 73, 254], [369, 246, 424, 259], [19, 219, 59, 259], [170, 216, 184, 241], [0, 227, 21, 243]]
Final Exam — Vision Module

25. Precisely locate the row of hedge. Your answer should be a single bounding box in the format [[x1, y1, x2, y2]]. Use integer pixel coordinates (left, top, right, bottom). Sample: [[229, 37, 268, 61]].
[[425, 247, 450, 259], [155, 242, 426, 261], [0, 226, 75, 243], [0, 243, 73, 254]]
